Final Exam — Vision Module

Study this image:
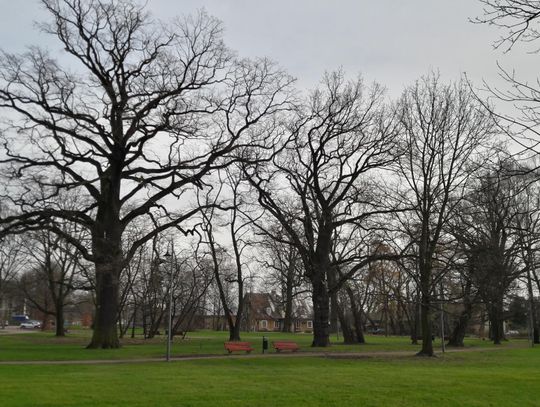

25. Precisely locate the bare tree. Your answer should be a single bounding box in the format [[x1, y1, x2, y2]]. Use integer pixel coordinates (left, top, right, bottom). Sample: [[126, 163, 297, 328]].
[[198, 168, 258, 341], [0, 235, 25, 327], [476, 1, 540, 169], [245, 72, 400, 347], [396, 73, 495, 356], [20, 224, 86, 336], [452, 162, 523, 344], [511, 163, 540, 343], [258, 222, 305, 333], [133, 235, 212, 339], [0, 0, 293, 348]]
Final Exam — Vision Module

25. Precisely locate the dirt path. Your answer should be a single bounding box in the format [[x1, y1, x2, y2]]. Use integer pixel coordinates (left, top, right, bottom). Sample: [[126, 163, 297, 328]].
[[0, 345, 521, 366]]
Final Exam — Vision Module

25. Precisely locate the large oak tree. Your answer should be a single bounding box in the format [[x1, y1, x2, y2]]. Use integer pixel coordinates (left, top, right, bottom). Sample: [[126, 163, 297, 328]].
[[0, 0, 293, 348], [245, 72, 399, 347]]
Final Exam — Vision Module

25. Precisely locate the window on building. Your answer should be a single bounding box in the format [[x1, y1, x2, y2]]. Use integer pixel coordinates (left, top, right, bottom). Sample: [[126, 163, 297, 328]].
[[307, 320, 313, 329], [260, 320, 267, 329], [275, 320, 280, 329], [295, 320, 301, 328]]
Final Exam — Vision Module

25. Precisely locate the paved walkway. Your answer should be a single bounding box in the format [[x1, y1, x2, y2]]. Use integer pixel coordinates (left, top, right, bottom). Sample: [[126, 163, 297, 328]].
[[0, 327, 40, 335], [0, 345, 518, 366]]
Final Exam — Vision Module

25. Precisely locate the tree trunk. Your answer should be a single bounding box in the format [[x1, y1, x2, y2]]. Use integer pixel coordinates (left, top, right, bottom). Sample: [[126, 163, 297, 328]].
[[416, 238, 434, 356], [131, 304, 136, 339], [327, 264, 339, 335], [146, 311, 163, 339], [418, 296, 433, 355], [0, 293, 4, 329], [352, 309, 366, 344], [447, 307, 472, 347], [118, 312, 125, 339], [55, 302, 65, 337], [311, 275, 330, 347], [337, 303, 356, 344], [229, 325, 240, 341], [329, 292, 339, 334], [282, 281, 294, 333], [447, 280, 473, 347], [417, 273, 434, 356], [345, 283, 365, 344], [282, 253, 296, 333], [229, 303, 242, 341], [526, 269, 540, 344], [479, 310, 486, 339], [87, 164, 123, 349], [87, 261, 121, 349], [488, 301, 505, 345], [411, 292, 420, 345], [142, 308, 148, 339]]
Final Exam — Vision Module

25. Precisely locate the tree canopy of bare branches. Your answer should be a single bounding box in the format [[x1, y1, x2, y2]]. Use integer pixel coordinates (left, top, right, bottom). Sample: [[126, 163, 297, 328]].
[[396, 73, 496, 356], [476, 0, 540, 50], [245, 71, 400, 347]]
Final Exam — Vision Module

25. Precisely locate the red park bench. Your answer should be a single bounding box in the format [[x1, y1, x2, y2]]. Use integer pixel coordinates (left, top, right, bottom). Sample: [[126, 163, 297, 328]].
[[224, 341, 254, 354], [272, 341, 300, 352]]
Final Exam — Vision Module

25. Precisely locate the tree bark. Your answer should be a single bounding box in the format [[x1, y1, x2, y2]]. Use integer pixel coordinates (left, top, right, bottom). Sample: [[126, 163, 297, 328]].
[[526, 269, 540, 344], [345, 283, 365, 344], [411, 291, 420, 345], [417, 231, 434, 356], [229, 298, 243, 342], [131, 304, 136, 339], [488, 300, 505, 345], [87, 160, 124, 348], [282, 251, 296, 333], [447, 279, 473, 347], [417, 272, 434, 356], [55, 301, 65, 337], [418, 296, 433, 355], [87, 261, 121, 349], [311, 274, 330, 347], [336, 301, 356, 344], [447, 306, 472, 347], [329, 292, 339, 334], [282, 280, 294, 333]]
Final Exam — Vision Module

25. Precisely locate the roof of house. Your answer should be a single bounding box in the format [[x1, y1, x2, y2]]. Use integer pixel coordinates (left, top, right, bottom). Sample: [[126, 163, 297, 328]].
[[244, 292, 282, 320], [244, 292, 313, 320]]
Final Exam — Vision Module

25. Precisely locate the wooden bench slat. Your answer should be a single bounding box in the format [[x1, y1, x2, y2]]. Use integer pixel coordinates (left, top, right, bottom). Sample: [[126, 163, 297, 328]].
[[224, 342, 254, 354], [272, 341, 300, 352]]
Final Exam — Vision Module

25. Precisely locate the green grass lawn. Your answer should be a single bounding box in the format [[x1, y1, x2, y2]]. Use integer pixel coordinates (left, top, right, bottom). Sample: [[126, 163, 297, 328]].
[[0, 329, 519, 361], [1, 348, 539, 406]]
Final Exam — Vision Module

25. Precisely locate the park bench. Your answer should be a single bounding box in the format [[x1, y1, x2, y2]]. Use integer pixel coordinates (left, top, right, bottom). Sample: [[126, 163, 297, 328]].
[[224, 341, 254, 354], [272, 340, 300, 352]]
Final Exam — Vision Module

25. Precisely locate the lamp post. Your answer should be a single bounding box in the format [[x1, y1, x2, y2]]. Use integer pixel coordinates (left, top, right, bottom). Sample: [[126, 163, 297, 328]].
[[164, 246, 173, 362], [440, 282, 445, 353]]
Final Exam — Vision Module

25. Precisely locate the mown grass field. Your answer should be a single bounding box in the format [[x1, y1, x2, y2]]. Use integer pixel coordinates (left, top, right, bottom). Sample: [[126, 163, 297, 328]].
[[0, 328, 511, 361], [1, 330, 537, 406], [1, 348, 539, 406]]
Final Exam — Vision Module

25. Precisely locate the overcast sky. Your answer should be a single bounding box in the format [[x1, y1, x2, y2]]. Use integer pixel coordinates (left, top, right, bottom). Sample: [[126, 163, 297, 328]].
[[0, 0, 534, 98]]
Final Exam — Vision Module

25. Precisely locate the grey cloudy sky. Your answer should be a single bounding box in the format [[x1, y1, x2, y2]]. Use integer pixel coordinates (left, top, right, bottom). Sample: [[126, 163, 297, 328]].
[[0, 0, 533, 98]]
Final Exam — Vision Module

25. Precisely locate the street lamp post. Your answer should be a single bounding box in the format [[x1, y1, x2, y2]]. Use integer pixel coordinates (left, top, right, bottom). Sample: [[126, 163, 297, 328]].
[[164, 246, 174, 362], [440, 282, 445, 353]]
